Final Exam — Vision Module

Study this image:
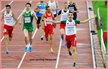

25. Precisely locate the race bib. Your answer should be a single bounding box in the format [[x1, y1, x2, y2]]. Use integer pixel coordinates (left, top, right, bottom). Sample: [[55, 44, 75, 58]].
[[69, 7, 74, 12], [5, 17, 12, 23], [67, 26, 74, 33], [25, 17, 31, 23], [39, 9, 45, 14]]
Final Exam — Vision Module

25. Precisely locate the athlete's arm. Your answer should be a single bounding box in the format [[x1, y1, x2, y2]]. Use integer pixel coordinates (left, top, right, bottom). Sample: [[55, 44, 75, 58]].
[[74, 5, 79, 13], [12, 12, 18, 27], [34, 3, 40, 13], [80, 15, 96, 24], [40, 13, 45, 29], [55, 1, 59, 10], [1, 12, 4, 22], [19, 12, 24, 25], [52, 13, 55, 20], [32, 11, 38, 20], [56, 10, 61, 20], [46, 19, 61, 24]]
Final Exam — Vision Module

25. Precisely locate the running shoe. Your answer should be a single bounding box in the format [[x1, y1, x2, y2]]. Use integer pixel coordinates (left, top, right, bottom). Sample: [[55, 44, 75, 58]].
[[29, 46, 32, 52], [69, 51, 72, 56], [50, 48, 53, 53], [6, 50, 9, 54], [64, 43, 67, 47], [73, 62, 76, 67], [25, 46, 28, 52], [61, 35, 64, 40], [41, 36, 44, 40]]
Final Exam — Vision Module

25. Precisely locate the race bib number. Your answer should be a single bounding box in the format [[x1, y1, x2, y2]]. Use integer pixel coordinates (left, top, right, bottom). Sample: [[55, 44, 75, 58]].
[[39, 9, 45, 14], [25, 17, 31, 23], [69, 7, 74, 12], [67, 26, 74, 33], [5, 17, 12, 23]]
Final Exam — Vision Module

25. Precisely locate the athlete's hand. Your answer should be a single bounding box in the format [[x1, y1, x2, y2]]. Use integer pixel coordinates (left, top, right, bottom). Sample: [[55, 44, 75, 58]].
[[52, 8, 56, 11], [91, 15, 96, 19], [13, 24, 15, 28], [38, 9, 41, 12], [19, 22, 22, 25], [45, 19, 50, 22]]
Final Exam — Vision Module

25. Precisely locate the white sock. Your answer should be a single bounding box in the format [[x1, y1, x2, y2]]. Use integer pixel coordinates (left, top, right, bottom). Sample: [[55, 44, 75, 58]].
[[41, 36, 44, 37], [26, 45, 28, 47], [30, 45, 32, 47]]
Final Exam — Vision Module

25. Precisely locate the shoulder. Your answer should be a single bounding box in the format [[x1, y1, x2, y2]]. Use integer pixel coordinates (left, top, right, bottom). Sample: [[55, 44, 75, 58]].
[[2, 11, 5, 15]]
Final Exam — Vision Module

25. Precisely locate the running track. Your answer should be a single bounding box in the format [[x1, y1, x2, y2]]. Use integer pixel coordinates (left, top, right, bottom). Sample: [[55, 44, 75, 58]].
[[1, 1, 93, 68]]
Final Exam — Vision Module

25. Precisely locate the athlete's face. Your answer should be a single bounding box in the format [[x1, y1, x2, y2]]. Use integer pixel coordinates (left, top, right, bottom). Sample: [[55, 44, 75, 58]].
[[69, 1, 73, 5], [6, 7, 11, 12], [47, 7, 51, 13], [68, 13, 73, 20], [64, 3, 68, 9], [26, 5, 30, 11]]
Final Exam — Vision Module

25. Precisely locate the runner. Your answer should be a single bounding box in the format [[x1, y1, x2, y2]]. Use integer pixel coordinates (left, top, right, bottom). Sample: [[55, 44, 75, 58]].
[[40, 6, 55, 53], [57, 2, 69, 47], [19, 3, 38, 52], [46, 0, 59, 28], [46, 12, 96, 67], [34, 1, 46, 40], [68, 1, 79, 20], [1, 5, 18, 54]]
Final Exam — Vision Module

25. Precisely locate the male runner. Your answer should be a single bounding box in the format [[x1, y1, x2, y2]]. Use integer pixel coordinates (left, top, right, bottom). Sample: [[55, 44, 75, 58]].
[[68, 1, 79, 20], [46, 12, 96, 67], [46, 0, 59, 28], [34, 1, 46, 40], [1, 5, 18, 54], [19, 3, 38, 52], [40, 6, 55, 53], [57, 2, 69, 47]]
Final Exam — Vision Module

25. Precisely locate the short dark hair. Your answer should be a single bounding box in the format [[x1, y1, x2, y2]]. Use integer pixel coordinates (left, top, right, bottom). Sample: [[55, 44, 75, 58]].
[[46, 6, 50, 10], [64, 2, 67, 4], [68, 11, 73, 15], [5, 5, 11, 8], [25, 3, 31, 7]]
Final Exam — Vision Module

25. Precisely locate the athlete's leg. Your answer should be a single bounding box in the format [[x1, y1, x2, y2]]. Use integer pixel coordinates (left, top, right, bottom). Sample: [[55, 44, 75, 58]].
[[4, 35, 9, 54], [50, 34, 53, 53], [9, 29, 13, 41], [41, 28, 44, 40], [28, 32, 32, 52], [66, 41, 72, 56], [24, 29, 29, 52], [44, 26, 49, 41], [28, 32, 32, 45], [72, 47, 76, 67], [37, 17, 41, 29], [24, 29, 29, 45], [60, 29, 65, 40]]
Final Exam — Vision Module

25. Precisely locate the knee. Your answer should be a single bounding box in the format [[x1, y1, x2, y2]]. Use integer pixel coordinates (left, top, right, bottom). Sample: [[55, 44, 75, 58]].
[[4, 35, 8, 40], [72, 48, 76, 52], [60, 29, 64, 35], [50, 35, 53, 40]]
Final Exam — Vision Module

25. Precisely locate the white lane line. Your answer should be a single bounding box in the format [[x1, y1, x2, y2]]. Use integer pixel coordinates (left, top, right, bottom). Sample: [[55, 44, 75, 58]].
[[55, 39, 62, 68], [1, 1, 14, 13], [17, 28, 38, 68], [1, 1, 32, 43]]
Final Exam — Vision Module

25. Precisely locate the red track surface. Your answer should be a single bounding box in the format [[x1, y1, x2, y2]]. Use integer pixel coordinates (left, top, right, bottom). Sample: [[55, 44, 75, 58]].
[[1, 1, 93, 68]]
